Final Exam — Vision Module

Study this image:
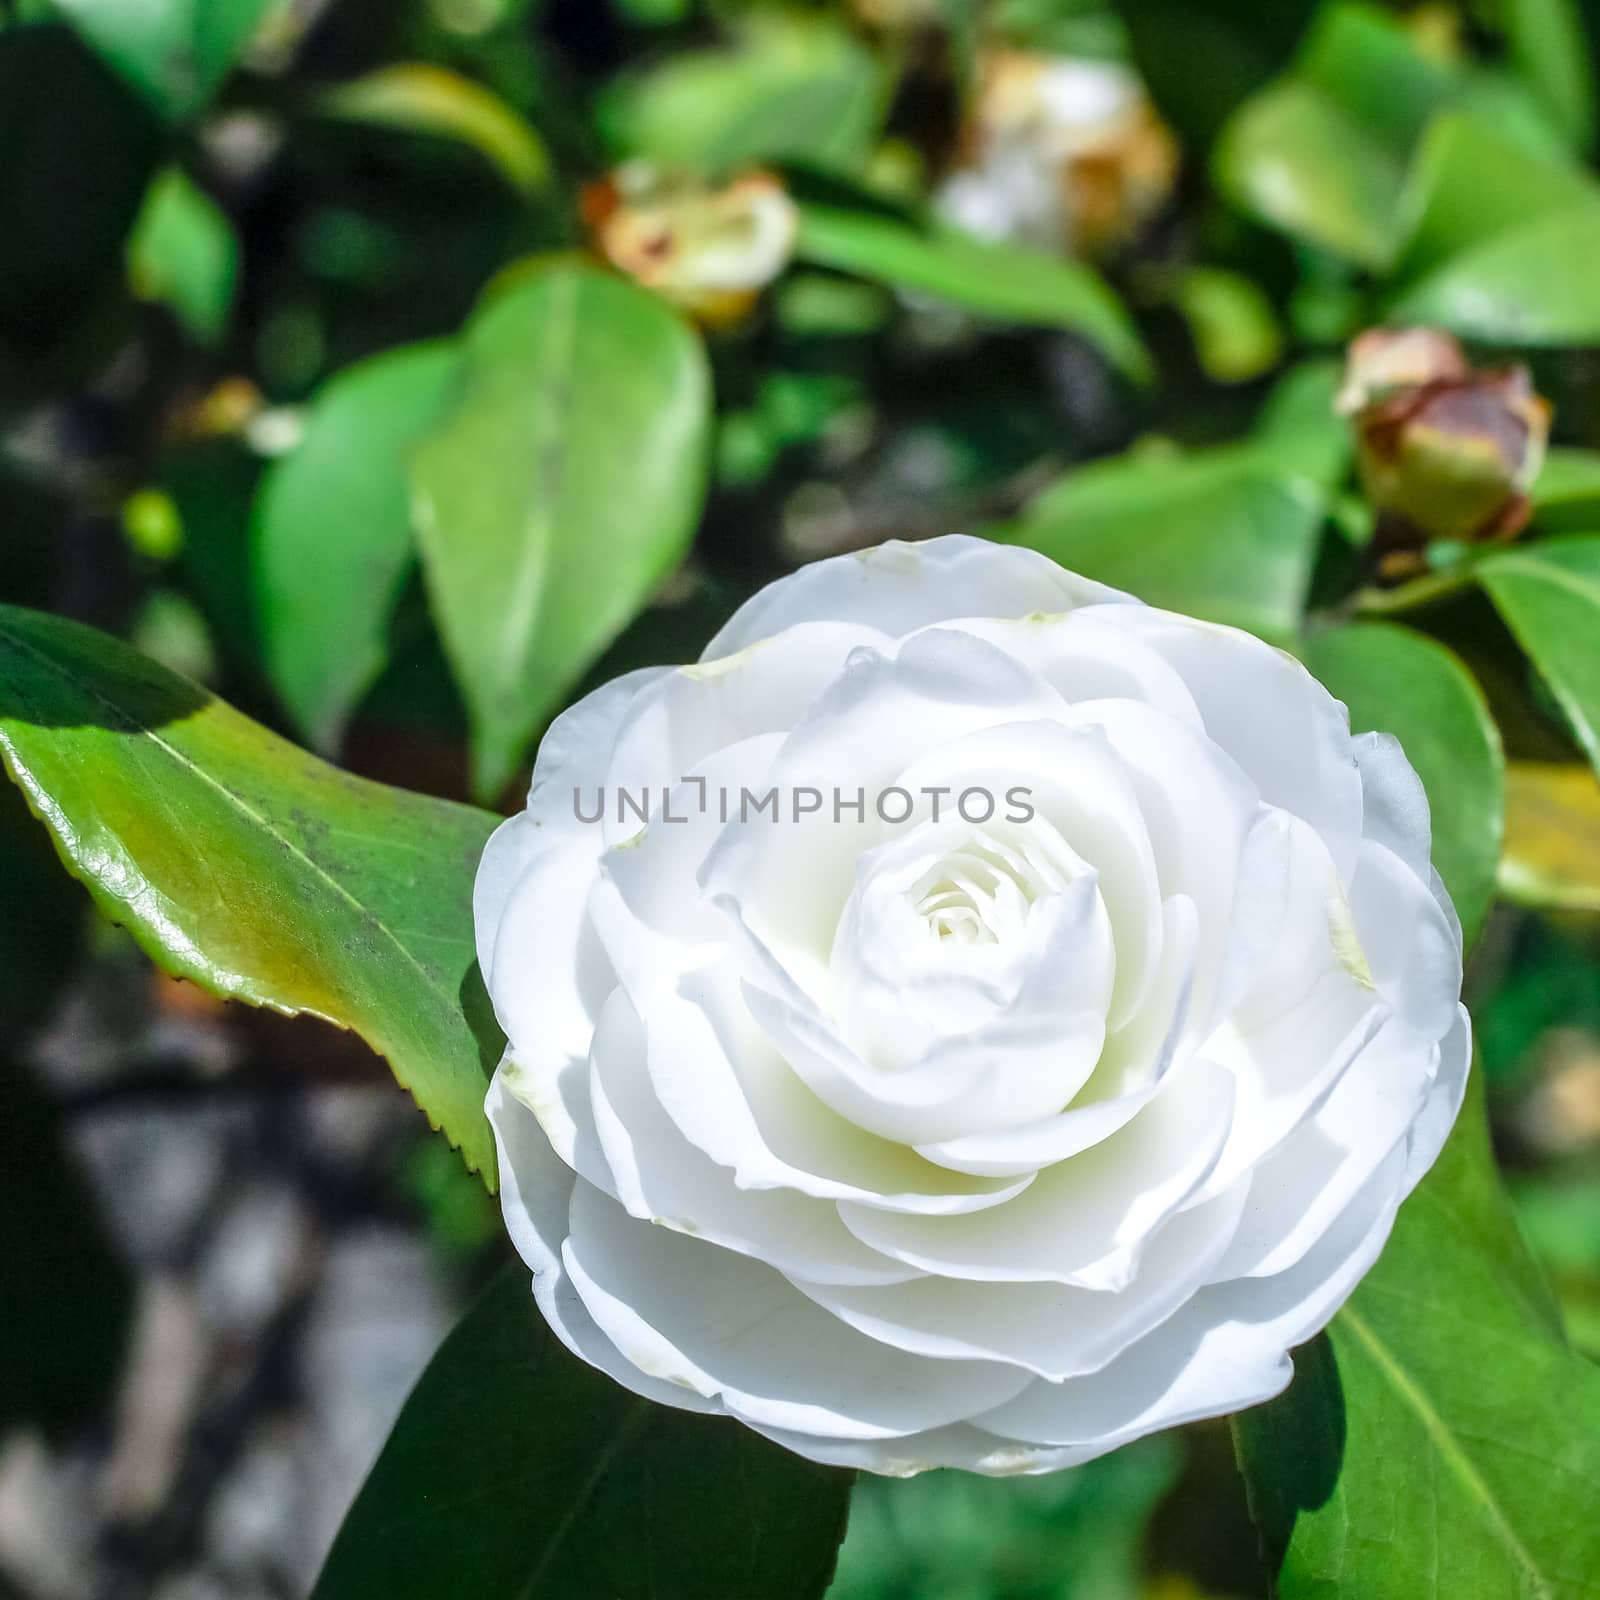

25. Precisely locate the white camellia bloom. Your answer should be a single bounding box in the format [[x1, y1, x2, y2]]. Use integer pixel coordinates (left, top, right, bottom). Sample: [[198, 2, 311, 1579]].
[[476, 535, 1468, 1476]]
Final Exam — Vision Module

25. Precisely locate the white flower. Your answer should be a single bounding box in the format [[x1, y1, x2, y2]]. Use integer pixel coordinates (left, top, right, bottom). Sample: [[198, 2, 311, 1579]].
[[476, 535, 1468, 1476]]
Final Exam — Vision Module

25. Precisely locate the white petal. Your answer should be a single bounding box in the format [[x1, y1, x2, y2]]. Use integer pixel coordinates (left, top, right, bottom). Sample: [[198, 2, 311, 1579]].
[[1352, 729, 1433, 879], [587, 987, 917, 1286], [484, 842, 613, 1166], [601, 623, 888, 848], [487, 1066, 720, 1417], [735, 1418, 1099, 1478], [1348, 839, 1462, 1040], [739, 873, 1112, 1144], [1063, 696, 1261, 1034], [596, 733, 783, 956], [838, 1061, 1235, 1288], [944, 609, 1203, 729], [698, 628, 1070, 970], [918, 894, 1199, 1177], [562, 1182, 1033, 1440], [1402, 1006, 1470, 1196], [1117, 607, 1364, 884], [1208, 1017, 1433, 1281], [799, 1183, 1248, 1384], [1195, 809, 1389, 1200], [525, 665, 670, 832], [703, 535, 1128, 660], [973, 1145, 1406, 1449], [636, 962, 1035, 1214]]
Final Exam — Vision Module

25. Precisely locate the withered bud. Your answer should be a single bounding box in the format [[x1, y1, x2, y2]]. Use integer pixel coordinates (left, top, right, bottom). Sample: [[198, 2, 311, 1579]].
[[937, 51, 1179, 258], [584, 162, 799, 328], [849, 0, 945, 26], [1340, 327, 1551, 574]]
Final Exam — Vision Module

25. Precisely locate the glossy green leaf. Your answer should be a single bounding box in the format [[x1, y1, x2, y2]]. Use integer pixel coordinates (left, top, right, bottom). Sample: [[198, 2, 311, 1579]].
[[1214, 79, 1402, 269], [793, 204, 1149, 381], [1391, 205, 1600, 343], [1212, 3, 1464, 269], [315, 64, 551, 196], [600, 12, 885, 174], [1499, 0, 1597, 150], [51, 0, 275, 120], [1295, 2, 1458, 150], [311, 1265, 853, 1600], [1000, 447, 1324, 641], [1252, 358, 1352, 489], [1499, 760, 1600, 912], [1305, 622, 1504, 947], [1215, 4, 1570, 270], [1391, 113, 1600, 283], [1174, 266, 1284, 385], [1481, 537, 1600, 777], [0, 606, 502, 1179], [410, 263, 711, 800], [254, 340, 462, 752], [1233, 1072, 1600, 1598], [126, 166, 240, 344], [1529, 447, 1600, 532], [1120, 0, 1319, 149]]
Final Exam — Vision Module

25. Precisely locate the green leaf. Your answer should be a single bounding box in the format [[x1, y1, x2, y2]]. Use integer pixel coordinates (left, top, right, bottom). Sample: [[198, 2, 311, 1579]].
[[254, 340, 462, 752], [599, 12, 885, 174], [1391, 205, 1600, 344], [1481, 537, 1600, 777], [1499, 0, 1597, 150], [1295, 3, 1458, 151], [1529, 446, 1600, 532], [0, 605, 503, 1180], [311, 1265, 853, 1600], [410, 263, 711, 801], [1214, 4, 1571, 270], [51, 0, 275, 121], [1174, 266, 1284, 385], [793, 204, 1150, 381], [1210, 3, 1462, 269], [999, 446, 1324, 641], [126, 166, 240, 344], [1499, 760, 1600, 912], [1251, 358, 1352, 489], [1305, 622, 1504, 948], [1233, 1072, 1600, 1599], [1391, 113, 1600, 284], [1214, 78, 1402, 269], [314, 64, 551, 196], [1121, 0, 1319, 150]]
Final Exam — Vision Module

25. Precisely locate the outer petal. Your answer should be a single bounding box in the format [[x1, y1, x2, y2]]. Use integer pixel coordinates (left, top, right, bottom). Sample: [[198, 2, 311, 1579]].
[[487, 1066, 720, 1418], [970, 1144, 1407, 1455], [1116, 607, 1364, 885], [561, 1182, 1034, 1440], [703, 535, 1129, 660]]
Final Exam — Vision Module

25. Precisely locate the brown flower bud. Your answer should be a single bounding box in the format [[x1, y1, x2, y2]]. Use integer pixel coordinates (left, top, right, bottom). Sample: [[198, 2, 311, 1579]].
[[584, 163, 799, 328], [1339, 327, 1551, 575], [937, 51, 1178, 257]]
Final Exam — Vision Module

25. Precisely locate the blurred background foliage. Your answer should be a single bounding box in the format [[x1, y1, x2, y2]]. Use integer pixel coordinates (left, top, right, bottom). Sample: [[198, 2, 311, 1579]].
[[3, 0, 1600, 1596]]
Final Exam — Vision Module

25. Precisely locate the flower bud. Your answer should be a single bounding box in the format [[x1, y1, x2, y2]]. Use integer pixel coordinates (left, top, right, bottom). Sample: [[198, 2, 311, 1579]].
[[1339, 327, 1551, 571], [936, 51, 1178, 257], [584, 163, 799, 327]]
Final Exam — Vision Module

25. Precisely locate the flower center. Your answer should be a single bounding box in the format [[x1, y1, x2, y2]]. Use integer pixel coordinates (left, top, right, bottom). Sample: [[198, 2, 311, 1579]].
[[907, 831, 1077, 947]]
